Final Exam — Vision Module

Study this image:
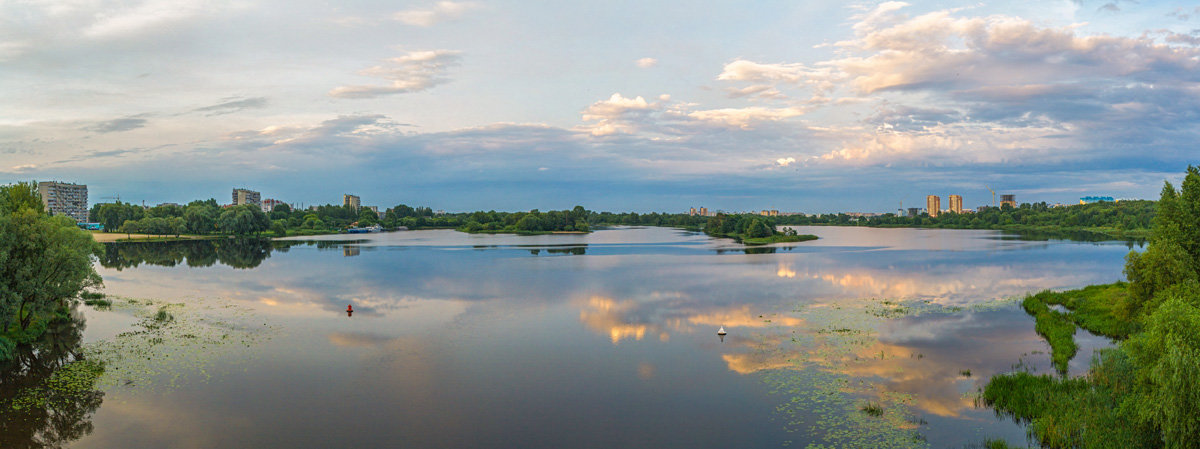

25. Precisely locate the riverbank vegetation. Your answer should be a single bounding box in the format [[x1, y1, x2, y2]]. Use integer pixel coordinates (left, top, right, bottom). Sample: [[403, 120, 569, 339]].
[[982, 166, 1200, 448], [1, 182, 104, 363], [779, 200, 1154, 240]]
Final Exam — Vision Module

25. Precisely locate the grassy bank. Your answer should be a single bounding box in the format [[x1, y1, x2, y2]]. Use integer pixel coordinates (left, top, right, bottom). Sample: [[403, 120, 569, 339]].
[[741, 233, 819, 245], [1020, 283, 1138, 374], [984, 284, 1197, 448]]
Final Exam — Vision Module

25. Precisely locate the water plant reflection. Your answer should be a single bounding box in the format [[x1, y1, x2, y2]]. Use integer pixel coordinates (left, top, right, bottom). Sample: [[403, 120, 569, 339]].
[[0, 308, 103, 449]]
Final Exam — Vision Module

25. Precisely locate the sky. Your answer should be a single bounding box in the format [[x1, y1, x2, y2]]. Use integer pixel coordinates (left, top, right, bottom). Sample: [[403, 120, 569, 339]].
[[2, 0, 1200, 213]]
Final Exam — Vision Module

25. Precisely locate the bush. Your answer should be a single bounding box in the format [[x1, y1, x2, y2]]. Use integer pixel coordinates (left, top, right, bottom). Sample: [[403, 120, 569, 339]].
[[0, 335, 14, 363]]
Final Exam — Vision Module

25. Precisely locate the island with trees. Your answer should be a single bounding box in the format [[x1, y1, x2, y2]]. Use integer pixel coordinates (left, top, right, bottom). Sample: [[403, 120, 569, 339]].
[[703, 213, 818, 244]]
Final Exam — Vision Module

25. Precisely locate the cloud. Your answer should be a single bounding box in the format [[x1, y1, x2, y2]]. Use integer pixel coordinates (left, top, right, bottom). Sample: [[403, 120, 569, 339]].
[[705, 2, 1200, 168], [329, 50, 462, 99], [687, 106, 806, 128], [82, 0, 235, 39], [84, 117, 149, 134], [394, 1, 478, 26], [635, 57, 658, 68], [579, 93, 660, 136], [191, 97, 268, 116], [776, 157, 796, 167]]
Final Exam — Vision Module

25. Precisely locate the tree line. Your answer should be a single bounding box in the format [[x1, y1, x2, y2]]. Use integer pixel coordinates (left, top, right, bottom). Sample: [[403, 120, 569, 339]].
[[779, 200, 1155, 234]]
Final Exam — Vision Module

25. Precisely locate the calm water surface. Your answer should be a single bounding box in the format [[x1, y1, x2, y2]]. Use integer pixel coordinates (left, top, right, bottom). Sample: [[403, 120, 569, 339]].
[[8, 227, 1139, 448]]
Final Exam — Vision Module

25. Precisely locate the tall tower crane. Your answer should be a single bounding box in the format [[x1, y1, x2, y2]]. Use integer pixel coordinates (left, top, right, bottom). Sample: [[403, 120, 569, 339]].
[[985, 186, 996, 207]]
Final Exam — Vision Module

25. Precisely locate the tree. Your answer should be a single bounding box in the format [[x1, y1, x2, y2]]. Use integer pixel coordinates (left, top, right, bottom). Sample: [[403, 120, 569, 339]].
[[745, 218, 773, 238], [94, 202, 144, 232], [357, 208, 378, 226], [1124, 295, 1200, 448], [270, 203, 292, 221], [216, 205, 270, 235], [184, 203, 218, 234], [0, 181, 43, 214], [0, 194, 103, 334]]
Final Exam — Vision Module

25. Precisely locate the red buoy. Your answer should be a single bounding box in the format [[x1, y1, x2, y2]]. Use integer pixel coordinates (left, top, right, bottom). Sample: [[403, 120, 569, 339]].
[[347, 304, 353, 312]]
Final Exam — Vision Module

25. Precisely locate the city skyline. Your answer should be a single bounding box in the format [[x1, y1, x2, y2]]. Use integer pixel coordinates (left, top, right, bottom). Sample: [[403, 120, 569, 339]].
[[3, 1, 1198, 212]]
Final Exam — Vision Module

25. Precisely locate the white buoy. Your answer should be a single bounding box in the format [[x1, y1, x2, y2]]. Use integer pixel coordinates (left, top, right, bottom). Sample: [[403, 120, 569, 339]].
[[717, 326, 727, 336]]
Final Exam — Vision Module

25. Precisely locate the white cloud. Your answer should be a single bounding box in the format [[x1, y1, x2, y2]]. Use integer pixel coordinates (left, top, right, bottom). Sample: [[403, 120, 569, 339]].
[[687, 106, 806, 128], [83, 0, 235, 39], [776, 157, 796, 167], [580, 93, 660, 136], [394, 1, 478, 27], [635, 57, 658, 68], [329, 50, 462, 99]]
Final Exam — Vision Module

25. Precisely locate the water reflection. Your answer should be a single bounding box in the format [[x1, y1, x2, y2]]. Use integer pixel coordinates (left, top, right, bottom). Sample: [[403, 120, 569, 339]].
[[0, 308, 103, 449], [98, 239, 368, 270], [74, 227, 1135, 448]]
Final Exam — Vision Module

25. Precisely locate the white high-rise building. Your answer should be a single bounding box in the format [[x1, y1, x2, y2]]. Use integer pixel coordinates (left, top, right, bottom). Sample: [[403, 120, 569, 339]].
[[38, 181, 89, 222], [233, 188, 261, 206]]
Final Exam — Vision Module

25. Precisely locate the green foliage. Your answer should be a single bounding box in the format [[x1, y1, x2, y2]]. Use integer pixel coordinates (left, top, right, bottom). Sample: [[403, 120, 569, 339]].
[[987, 166, 1200, 449], [982, 362, 1159, 449], [184, 202, 219, 234], [1021, 295, 1078, 375], [216, 204, 271, 235], [92, 202, 145, 232], [859, 402, 883, 416], [0, 181, 44, 215], [703, 213, 805, 243], [0, 335, 13, 362], [1029, 283, 1141, 339], [0, 182, 104, 362], [1125, 166, 1200, 316], [1123, 295, 1200, 448], [117, 216, 186, 236], [455, 206, 593, 234], [741, 233, 819, 245], [779, 200, 1155, 238], [0, 204, 104, 336]]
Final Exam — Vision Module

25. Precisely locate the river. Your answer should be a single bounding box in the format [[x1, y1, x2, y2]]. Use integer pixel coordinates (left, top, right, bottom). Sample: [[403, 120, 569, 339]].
[[2, 226, 1138, 448]]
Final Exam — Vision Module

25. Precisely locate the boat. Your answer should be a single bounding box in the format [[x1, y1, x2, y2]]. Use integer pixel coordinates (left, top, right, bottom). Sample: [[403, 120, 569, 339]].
[[717, 326, 727, 336], [345, 224, 383, 234]]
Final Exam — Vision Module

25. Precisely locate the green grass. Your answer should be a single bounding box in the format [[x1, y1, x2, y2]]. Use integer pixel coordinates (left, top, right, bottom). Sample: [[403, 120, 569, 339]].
[[1021, 296, 1078, 375], [982, 439, 1027, 449], [1027, 282, 1139, 339], [981, 352, 1160, 449], [1020, 283, 1140, 375], [741, 234, 819, 245]]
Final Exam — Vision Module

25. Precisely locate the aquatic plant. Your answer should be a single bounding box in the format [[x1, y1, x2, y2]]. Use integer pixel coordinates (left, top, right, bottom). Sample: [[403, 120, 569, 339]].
[[860, 402, 884, 416], [82, 296, 275, 392]]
